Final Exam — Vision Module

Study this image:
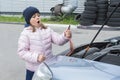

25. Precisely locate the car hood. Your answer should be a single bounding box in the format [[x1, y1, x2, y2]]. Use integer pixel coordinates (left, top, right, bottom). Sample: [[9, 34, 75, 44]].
[[48, 56, 120, 80]]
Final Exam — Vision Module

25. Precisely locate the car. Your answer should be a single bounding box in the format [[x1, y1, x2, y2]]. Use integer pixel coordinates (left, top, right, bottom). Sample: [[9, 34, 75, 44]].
[[32, 36, 120, 80]]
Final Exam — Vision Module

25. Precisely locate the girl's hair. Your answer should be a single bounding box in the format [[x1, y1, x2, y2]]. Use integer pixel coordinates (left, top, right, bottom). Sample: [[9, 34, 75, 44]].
[[31, 23, 47, 32]]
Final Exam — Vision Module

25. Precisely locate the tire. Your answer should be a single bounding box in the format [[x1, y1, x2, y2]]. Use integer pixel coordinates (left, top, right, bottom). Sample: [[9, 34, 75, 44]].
[[107, 12, 120, 18], [84, 2, 97, 6], [98, 9, 107, 13], [109, 2, 119, 7], [95, 21, 105, 25], [81, 13, 97, 19], [80, 17, 95, 22], [96, 17, 106, 21], [110, 0, 120, 3], [108, 18, 120, 22], [107, 22, 120, 27], [83, 10, 97, 13], [97, 4, 108, 9], [96, 0, 108, 4], [84, 6, 98, 11], [75, 14, 81, 21], [97, 13, 107, 17], [87, 0, 96, 2], [80, 20, 94, 26], [108, 6, 120, 12]]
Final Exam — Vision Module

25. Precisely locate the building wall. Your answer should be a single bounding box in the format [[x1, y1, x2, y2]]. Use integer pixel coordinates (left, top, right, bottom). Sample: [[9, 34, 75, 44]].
[[0, 0, 63, 12], [0, 0, 85, 15]]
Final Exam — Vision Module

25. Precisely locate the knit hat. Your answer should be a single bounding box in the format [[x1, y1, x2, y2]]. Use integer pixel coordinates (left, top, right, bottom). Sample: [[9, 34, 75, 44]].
[[23, 6, 40, 24]]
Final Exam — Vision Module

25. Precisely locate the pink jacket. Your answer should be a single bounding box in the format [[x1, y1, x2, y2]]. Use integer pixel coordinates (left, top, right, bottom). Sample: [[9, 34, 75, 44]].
[[17, 27, 69, 71]]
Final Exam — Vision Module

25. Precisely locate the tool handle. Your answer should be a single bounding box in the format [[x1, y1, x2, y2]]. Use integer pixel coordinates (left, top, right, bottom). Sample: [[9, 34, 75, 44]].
[[67, 25, 71, 30]]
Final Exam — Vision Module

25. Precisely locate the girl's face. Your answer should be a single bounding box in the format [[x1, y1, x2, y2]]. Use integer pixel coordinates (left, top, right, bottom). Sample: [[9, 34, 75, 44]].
[[30, 13, 41, 27]]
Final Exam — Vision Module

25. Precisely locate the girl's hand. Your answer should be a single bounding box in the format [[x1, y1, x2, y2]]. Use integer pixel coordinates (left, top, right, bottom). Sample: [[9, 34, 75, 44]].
[[37, 54, 46, 62], [65, 29, 72, 38]]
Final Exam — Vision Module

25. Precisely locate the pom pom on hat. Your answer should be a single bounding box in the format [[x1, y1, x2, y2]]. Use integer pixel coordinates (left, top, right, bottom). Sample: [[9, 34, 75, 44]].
[[23, 6, 40, 24]]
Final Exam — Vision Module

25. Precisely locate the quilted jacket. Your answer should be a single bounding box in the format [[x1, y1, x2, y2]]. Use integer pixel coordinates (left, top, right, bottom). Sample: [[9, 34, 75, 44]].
[[17, 27, 69, 71]]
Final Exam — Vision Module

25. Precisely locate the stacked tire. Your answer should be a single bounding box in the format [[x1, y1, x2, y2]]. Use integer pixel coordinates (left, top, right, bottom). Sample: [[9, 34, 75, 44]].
[[80, 0, 97, 26], [107, 0, 120, 27], [78, 0, 109, 26], [95, 0, 108, 25], [76, 0, 120, 27]]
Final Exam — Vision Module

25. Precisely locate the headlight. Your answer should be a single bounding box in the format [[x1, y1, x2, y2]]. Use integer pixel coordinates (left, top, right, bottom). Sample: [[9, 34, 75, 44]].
[[32, 62, 53, 80]]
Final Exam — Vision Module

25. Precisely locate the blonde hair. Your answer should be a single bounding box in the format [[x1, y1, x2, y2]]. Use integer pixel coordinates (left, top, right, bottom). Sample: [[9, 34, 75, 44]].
[[31, 23, 47, 32]]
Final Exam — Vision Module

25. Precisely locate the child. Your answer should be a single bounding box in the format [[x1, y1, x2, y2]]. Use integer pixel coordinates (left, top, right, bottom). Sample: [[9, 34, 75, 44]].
[[17, 6, 72, 80]]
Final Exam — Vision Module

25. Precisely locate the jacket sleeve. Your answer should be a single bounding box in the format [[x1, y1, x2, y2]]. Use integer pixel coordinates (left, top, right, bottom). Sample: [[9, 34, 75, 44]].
[[17, 30, 38, 63], [50, 28, 69, 45]]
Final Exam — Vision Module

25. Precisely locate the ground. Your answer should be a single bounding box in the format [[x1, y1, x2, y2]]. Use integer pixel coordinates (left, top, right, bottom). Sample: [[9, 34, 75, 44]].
[[0, 23, 119, 80]]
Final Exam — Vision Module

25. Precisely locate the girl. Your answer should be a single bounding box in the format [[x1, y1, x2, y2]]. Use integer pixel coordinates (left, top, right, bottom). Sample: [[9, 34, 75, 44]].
[[17, 6, 72, 80]]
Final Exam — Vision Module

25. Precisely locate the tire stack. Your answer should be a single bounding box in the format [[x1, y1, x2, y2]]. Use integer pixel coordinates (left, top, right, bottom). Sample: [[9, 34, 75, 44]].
[[77, 0, 120, 27], [95, 0, 109, 25], [107, 0, 120, 27], [80, 0, 97, 26]]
